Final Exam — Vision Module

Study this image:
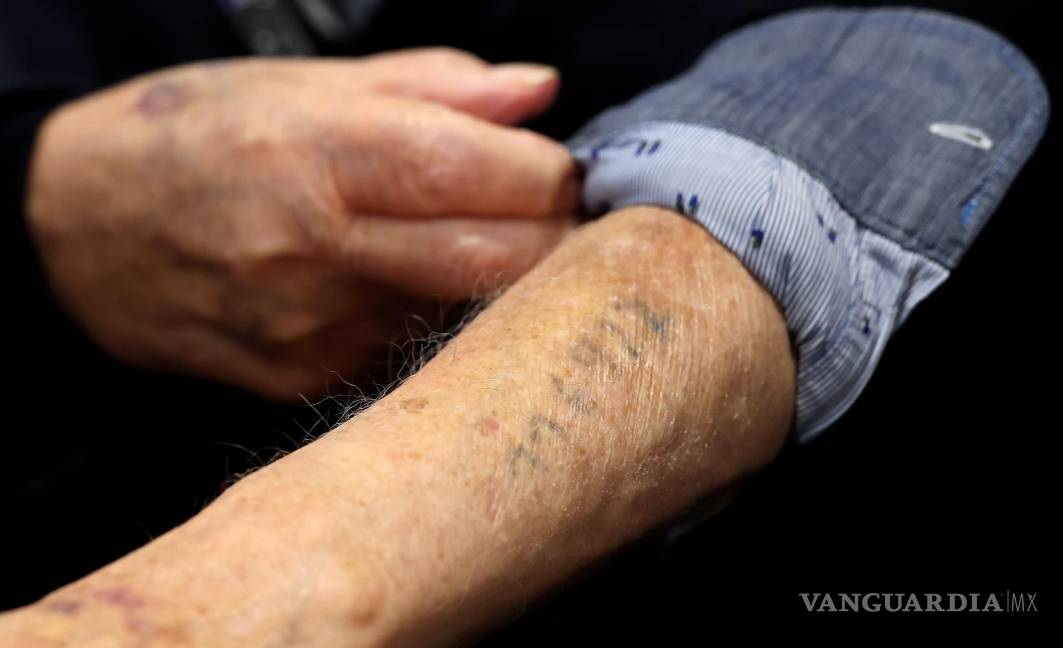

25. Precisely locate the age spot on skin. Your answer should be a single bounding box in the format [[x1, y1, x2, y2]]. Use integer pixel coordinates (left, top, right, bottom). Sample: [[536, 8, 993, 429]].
[[479, 416, 500, 436], [399, 397, 429, 413], [136, 81, 191, 117]]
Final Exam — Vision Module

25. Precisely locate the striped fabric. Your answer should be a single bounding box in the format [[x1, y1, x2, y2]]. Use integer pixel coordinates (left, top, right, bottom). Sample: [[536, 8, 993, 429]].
[[571, 122, 951, 442]]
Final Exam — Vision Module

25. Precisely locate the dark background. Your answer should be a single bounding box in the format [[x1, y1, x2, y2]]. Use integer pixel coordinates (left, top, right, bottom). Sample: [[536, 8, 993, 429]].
[[2, 0, 1054, 637]]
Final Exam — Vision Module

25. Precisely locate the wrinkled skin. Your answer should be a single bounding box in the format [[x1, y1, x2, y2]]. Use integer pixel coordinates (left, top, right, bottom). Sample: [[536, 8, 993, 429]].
[[27, 49, 580, 399]]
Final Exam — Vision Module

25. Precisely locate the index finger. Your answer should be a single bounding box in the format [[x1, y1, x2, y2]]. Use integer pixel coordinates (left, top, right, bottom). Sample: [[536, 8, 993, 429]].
[[326, 95, 582, 219]]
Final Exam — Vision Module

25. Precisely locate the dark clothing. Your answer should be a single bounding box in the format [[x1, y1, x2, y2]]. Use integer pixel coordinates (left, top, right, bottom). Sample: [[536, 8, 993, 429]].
[[1, 0, 1056, 637]]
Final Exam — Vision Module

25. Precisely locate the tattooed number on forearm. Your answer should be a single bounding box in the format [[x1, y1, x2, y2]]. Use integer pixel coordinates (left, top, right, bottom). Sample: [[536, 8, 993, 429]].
[[506, 297, 671, 477]]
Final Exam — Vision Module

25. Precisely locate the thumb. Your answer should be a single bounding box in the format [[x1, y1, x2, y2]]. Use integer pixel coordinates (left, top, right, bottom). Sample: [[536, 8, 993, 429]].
[[317, 48, 562, 125]]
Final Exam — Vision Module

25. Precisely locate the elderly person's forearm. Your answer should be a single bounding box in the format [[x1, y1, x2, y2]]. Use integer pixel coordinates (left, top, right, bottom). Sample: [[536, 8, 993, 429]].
[[0, 205, 794, 647]]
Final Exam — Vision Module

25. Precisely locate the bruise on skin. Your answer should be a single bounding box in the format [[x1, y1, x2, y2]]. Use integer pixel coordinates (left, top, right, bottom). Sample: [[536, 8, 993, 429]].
[[43, 599, 83, 615], [399, 397, 429, 413], [136, 81, 193, 117], [92, 587, 145, 609]]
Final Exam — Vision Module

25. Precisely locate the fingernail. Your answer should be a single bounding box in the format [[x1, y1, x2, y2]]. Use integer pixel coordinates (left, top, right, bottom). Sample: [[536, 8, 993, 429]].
[[491, 63, 559, 86]]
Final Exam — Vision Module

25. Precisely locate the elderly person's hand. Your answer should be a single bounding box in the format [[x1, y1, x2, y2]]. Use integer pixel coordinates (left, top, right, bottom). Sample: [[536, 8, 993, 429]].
[[26, 49, 579, 399]]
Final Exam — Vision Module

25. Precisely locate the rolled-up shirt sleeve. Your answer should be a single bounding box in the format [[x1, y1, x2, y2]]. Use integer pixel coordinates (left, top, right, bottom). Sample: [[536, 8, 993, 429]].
[[566, 8, 1049, 442]]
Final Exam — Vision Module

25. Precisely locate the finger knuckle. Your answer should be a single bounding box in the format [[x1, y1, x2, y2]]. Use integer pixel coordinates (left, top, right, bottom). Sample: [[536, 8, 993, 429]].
[[405, 132, 470, 208]]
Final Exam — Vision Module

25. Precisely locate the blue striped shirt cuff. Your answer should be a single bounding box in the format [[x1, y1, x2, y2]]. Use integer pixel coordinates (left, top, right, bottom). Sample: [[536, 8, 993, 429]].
[[565, 8, 1048, 443], [571, 122, 949, 442]]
